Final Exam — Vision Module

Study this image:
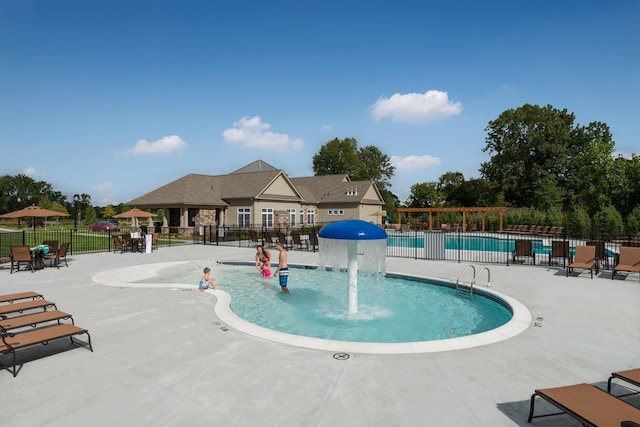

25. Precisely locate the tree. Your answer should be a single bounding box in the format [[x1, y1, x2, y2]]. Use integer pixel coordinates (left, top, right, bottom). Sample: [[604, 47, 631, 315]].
[[0, 174, 67, 214], [103, 205, 117, 218], [355, 145, 395, 191], [312, 137, 395, 191], [406, 182, 442, 208], [312, 137, 361, 177], [481, 104, 616, 214], [437, 171, 465, 206]]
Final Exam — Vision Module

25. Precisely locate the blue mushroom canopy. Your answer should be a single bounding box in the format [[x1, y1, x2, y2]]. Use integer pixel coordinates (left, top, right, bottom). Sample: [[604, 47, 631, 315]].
[[319, 219, 387, 240]]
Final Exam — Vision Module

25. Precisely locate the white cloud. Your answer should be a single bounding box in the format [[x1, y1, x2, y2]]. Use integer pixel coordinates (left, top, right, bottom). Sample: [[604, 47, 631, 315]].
[[370, 90, 463, 123], [613, 150, 633, 159], [321, 124, 332, 131], [127, 135, 186, 155], [23, 166, 44, 178], [391, 154, 441, 172], [94, 182, 112, 191], [222, 116, 303, 152]]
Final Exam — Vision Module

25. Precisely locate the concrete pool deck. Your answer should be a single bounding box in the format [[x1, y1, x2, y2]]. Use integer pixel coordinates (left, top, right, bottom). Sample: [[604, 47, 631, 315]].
[[1, 245, 639, 426]]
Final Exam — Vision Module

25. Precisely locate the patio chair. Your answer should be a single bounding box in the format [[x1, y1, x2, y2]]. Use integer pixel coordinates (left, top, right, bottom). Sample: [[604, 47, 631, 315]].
[[263, 231, 274, 247], [608, 368, 640, 397], [44, 242, 69, 269], [512, 240, 535, 264], [612, 246, 640, 281], [151, 232, 159, 250], [10, 246, 34, 274], [587, 240, 609, 270], [549, 240, 571, 267], [249, 230, 259, 247], [528, 382, 640, 424], [291, 232, 308, 251], [42, 240, 59, 259], [277, 232, 289, 249], [112, 234, 126, 253], [567, 245, 596, 278], [309, 232, 319, 251]]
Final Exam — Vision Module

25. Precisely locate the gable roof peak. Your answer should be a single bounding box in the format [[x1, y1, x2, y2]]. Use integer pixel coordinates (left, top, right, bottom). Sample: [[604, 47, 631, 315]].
[[231, 159, 279, 174]]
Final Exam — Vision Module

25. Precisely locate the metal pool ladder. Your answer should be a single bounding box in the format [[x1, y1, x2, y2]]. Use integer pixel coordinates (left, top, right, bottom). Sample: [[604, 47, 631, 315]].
[[456, 265, 491, 297]]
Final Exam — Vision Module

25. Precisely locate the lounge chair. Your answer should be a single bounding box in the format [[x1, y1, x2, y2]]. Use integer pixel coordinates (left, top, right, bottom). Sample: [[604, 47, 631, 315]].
[[528, 382, 640, 425], [44, 242, 69, 269], [587, 240, 609, 270], [612, 247, 640, 281], [608, 368, 640, 397], [10, 246, 34, 274], [549, 240, 571, 267], [0, 291, 43, 304], [0, 299, 56, 319], [512, 240, 535, 264], [567, 245, 597, 278], [0, 323, 93, 377], [0, 310, 73, 331]]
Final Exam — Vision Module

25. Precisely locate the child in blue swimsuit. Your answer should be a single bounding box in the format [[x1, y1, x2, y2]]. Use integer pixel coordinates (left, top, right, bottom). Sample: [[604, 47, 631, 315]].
[[199, 267, 218, 291]]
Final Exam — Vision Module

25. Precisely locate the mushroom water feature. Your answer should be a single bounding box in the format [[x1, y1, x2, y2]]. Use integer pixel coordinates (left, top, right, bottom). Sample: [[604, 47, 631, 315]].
[[318, 219, 388, 314]]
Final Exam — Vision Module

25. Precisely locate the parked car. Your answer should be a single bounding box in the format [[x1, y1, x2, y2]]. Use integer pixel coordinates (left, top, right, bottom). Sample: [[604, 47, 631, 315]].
[[89, 220, 120, 232], [103, 218, 120, 226]]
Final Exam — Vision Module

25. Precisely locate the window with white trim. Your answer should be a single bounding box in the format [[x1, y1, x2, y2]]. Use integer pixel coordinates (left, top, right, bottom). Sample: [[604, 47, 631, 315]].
[[261, 208, 273, 228], [237, 208, 251, 228], [287, 208, 296, 227], [307, 209, 315, 225]]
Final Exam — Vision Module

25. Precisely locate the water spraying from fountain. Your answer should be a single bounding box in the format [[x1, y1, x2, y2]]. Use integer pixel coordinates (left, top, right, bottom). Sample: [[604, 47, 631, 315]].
[[318, 220, 387, 313]]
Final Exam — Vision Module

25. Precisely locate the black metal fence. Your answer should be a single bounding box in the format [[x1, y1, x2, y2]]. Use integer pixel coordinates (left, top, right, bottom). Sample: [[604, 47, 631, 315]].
[[2, 224, 638, 272]]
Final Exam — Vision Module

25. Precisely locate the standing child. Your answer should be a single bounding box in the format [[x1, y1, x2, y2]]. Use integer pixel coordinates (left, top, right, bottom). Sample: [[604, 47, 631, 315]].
[[199, 267, 218, 291]]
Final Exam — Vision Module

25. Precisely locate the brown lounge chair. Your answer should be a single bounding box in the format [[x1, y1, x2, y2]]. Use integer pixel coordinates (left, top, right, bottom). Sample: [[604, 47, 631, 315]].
[[0, 291, 43, 304], [608, 368, 640, 397], [528, 383, 640, 425], [0, 310, 74, 331], [0, 299, 57, 319], [567, 245, 596, 278], [0, 323, 93, 377], [612, 247, 640, 281]]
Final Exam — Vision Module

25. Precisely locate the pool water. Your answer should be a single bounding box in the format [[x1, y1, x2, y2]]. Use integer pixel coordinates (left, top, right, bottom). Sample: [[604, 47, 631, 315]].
[[138, 262, 512, 343], [389, 234, 615, 257]]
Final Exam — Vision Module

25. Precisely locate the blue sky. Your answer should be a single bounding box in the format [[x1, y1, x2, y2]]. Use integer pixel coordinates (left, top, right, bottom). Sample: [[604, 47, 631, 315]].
[[1, 1, 638, 205]]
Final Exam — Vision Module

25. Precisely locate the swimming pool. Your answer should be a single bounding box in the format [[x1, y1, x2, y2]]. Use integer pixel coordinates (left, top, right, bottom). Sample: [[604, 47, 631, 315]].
[[132, 261, 511, 342], [93, 260, 532, 354], [388, 234, 616, 257]]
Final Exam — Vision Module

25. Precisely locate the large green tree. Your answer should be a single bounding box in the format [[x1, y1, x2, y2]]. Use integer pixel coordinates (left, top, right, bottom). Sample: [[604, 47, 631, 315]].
[[312, 136, 397, 215], [480, 104, 615, 213], [406, 182, 442, 208], [312, 137, 395, 190], [0, 174, 67, 214]]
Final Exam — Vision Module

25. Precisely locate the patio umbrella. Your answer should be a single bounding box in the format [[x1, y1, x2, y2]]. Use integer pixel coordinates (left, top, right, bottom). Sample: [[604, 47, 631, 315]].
[[114, 208, 156, 228], [0, 204, 70, 239]]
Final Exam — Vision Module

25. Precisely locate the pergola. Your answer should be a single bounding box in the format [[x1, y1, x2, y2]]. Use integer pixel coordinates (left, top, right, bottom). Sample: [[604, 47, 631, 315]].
[[396, 207, 506, 232]]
